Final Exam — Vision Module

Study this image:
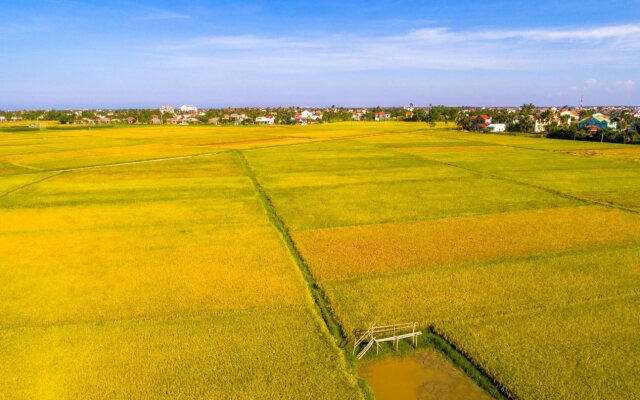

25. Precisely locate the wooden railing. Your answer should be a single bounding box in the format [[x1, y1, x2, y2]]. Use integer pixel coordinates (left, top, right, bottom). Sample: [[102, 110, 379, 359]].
[[353, 322, 422, 359]]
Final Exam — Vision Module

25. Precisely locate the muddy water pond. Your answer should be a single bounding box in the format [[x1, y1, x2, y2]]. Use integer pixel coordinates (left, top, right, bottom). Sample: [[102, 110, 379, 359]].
[[359, 349, 492, 400]]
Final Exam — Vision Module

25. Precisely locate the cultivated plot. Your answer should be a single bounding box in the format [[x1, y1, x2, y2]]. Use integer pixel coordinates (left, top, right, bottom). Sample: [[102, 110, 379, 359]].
[[245, 124, 640, 399], [3, 122, 640, 400], [0, 134, 362, 399]]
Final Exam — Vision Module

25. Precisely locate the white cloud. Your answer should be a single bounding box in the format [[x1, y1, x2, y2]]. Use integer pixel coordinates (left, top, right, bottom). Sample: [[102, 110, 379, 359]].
[[614, 80, 636, 90], [404, 24, 640, 42], [477, 24, 640, 41], [572, 79, 637, 94], [137, 9, 190, 21], [585, 78, 599, 88], [156, 23, 640, 73], [165, 35, 325, 50]]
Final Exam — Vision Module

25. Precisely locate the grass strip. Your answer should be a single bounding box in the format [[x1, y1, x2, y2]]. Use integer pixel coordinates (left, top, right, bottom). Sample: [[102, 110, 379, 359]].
[[425, 326, 512, 400], [236, 150, 347, 344], [236, 150, 373, 399]]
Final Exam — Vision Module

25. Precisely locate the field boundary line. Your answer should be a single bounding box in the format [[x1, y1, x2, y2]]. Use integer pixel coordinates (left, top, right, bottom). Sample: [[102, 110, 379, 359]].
[[294, 203, 587, 234], [445, 290, 640, 327], [7, 162, 44, 172], [403, 149, 640, 216], [425, 327, 514, 399], [0, 171, 66, 199], [46, 152, 221, 172], [469, 162, 640, 215], [235, 150, 370, 399], [236, 150, 348, 342], [327, 238, 640, 286], [415, 129, 616, 154], [257, 174, 469, 195], [223, 131, 400, 152]]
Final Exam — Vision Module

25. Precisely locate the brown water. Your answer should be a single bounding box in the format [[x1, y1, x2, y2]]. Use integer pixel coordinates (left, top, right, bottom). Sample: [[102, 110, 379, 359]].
[[359, 349, 492, 400]]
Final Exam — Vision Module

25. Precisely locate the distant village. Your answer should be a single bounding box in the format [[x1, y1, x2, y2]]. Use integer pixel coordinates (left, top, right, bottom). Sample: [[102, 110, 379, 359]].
[[0, 105, 407, 126], [1, 103, 639, 143], [458, 104, 640, 143]]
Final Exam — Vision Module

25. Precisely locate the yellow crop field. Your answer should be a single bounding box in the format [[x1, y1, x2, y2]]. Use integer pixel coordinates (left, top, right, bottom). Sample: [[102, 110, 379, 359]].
[[0, 120, 61, 127], [0, 172, 58, 194], [3, 121, 640, 399], [396, 145, 510, 154], [294, 206, 640, 281], [437, 295, 640, 399], [242, 122, 640, 399], [0, 129, 364, 399], [323, 242, 640, 336]]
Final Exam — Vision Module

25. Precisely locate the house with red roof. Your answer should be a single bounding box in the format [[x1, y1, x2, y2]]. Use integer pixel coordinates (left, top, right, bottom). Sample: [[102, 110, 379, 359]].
[[374, 111, 391, 121], [294, 110, 322, 124], [559, 110, 580, 125], [255, 115, 275, 125], [472, 115, 492, 131]]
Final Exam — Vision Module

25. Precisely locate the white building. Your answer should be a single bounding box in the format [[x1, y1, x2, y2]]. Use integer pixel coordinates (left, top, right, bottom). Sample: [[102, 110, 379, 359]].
[[534, 119, 548, 133], [0, 116, 6, 122], [486, 123, 506, 132], [300, 110, 317, 120], [559, 110, 580, 124], [228, 113, 247, 124], [255, 115, 275, 125], [160, 105, 174, 114], [374, 112, 391, 121], [298, 110, 321, 121], [352, 109, 367, 121], [180, 105, 198, 113]]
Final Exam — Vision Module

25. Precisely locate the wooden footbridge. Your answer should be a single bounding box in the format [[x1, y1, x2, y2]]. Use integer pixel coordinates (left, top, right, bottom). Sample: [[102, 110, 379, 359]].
[[352, 322, 422, 359]]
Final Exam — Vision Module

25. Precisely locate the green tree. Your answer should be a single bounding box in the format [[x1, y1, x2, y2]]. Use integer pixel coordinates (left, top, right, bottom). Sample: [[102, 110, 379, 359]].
[[413, 108, 427, 122], [539, 109, 554, 123], [59, 114, 74, 124], [520, 103, 536, 115], [455, 113, 472, 130]]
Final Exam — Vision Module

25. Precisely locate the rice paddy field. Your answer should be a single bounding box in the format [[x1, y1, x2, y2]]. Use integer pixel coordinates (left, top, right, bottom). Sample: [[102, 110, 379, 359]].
[[2, 122, 640, 399]]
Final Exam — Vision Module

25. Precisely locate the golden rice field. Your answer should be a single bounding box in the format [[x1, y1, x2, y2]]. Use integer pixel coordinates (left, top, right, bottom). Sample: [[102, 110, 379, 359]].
[[2, 122, 640, 399], [242, 124, 640, 399], [0, 125, 371, 399]]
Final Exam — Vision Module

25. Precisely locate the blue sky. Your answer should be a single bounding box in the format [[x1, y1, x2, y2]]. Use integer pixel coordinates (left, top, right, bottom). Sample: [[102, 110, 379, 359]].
[[1, 0, 639, 108]]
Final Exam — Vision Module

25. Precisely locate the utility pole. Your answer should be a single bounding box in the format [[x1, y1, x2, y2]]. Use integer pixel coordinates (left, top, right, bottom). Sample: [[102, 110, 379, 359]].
[[575, 95, 583, 141]]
